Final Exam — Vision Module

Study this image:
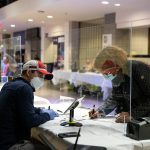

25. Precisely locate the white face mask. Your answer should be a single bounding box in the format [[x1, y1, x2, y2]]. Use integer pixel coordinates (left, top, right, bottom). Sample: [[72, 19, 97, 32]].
[[104, 74, 116, 81], [30, 77, 44, 90]]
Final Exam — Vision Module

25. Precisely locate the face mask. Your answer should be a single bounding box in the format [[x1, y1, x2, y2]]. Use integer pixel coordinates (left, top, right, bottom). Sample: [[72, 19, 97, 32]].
[[30, 77, 44, 90], [104, 74, 116, 81], [112, 74, 124, 87]]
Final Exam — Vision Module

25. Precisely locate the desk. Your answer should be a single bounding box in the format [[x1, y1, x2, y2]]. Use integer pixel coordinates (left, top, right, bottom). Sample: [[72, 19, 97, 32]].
[[34, 95, 51, 108], [52, 70, 112, 100], [32, 102, 150, 150]]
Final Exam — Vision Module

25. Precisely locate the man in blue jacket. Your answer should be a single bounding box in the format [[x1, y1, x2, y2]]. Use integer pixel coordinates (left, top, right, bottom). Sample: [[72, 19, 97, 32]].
[[0, 60, 58, 150]]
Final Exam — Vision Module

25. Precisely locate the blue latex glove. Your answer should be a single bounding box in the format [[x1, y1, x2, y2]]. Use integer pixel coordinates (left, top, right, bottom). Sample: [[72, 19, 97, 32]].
[[41, 109, 59, 120]]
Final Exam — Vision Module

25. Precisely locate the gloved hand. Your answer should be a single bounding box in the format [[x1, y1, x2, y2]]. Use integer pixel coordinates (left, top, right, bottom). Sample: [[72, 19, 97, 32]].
[[40, 109, 59, 120]]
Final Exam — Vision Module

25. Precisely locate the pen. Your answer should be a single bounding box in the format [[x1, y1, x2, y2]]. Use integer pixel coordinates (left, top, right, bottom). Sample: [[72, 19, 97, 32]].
[[48, 106, 50, 110], [57, 110, 63, 113], [92, 105, 95, 114]]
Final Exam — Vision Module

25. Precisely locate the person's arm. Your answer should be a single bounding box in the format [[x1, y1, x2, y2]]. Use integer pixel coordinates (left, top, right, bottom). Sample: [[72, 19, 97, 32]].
[[97, 97, 117, 115], [132, 60, 150, 96], [17, 85, 50, 128], [34, 107, 42, 114], [89, 96, 117, 119]]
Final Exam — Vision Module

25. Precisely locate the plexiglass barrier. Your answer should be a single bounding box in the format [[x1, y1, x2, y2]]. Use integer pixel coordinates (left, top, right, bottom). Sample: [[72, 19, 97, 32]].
[[46, 19, 150, 126]]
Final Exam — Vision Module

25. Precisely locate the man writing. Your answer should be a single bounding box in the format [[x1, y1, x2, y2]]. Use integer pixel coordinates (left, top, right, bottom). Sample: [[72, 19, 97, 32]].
[[89, 46, 150, 123]]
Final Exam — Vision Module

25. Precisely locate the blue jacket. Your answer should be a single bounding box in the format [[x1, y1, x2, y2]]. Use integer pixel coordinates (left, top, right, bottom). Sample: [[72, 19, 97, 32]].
[[0, 77, 50, 150]]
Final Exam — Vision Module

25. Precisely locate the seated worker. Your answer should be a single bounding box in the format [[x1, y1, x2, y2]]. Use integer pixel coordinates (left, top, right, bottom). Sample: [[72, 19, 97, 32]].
[[0, 60, 58, 150], [89, 46, 150, 123]]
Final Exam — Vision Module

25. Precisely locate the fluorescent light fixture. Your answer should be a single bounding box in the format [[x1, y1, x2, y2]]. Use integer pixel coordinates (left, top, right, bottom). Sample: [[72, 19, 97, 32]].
[[47, 15, 53, 19], [114, 3, 120, 6], [28, 19, 33, 22], [101, 1, 109, 4], [10, 24, 15, 27]]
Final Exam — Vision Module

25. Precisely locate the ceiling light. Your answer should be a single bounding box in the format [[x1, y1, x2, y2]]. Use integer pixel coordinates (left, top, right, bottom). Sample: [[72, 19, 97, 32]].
[[10, 24, 15, 27], [47, 15, 53, 19], [114, 3, 120, 6], [28, 19, 33, 22], [101, 1, 109, 4]]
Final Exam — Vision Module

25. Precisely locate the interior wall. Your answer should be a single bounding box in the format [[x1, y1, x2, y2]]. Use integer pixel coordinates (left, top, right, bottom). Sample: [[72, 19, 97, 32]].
[[47, 24, 65, 37], [131, 27, 148, 55], [115, 29, 130, 53], [25, 41, 31, 61], [43, 37, 57, 63], [79, 24, 102, 69], [70, 22, 80, 71], [44, 15, 149, 70], [30, 39, 41, 59], [116, 9, 150, 28]]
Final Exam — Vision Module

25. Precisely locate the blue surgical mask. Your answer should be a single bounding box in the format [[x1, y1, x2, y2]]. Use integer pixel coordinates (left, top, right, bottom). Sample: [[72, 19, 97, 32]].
[[103, 74, 116, 81], [112, 74, 124, 87]]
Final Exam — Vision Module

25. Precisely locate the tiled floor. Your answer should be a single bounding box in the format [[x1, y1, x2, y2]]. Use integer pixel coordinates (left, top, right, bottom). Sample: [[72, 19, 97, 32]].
[[35, 81, 103, 109]]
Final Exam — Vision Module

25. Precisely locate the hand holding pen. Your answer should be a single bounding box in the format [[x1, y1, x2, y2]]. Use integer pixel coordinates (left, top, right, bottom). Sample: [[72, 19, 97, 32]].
[[89, 105, 98, 119], [92, 105, 95, 114]]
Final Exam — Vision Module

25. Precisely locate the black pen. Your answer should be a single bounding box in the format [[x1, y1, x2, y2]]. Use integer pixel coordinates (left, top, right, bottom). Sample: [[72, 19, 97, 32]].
[[57, 110, 63, 113], [48, 106, 50, 110], [92, 105, 95, 114]]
